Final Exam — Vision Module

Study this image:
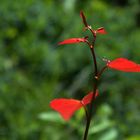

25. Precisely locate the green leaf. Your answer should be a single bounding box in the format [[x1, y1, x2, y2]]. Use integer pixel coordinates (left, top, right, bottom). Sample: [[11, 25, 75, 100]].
[[38, 112, 65, 124]]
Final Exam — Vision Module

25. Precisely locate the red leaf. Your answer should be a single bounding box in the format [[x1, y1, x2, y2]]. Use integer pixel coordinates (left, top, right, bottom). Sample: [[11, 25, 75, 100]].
[[96, 27, 107, 34], [58, 38, 86, 45], [82, 91, 98, 105], [50, 99, 81, 120], [107, 58, 140, 72], [50, 91, 98, 121]]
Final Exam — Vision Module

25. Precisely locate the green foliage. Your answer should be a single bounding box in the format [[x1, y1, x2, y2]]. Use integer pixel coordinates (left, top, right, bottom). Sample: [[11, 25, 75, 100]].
[[0, 0, 140, 139]]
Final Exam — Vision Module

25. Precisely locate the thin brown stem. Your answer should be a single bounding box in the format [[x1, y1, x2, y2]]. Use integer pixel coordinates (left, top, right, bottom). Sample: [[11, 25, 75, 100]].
[[82, 104, 89, 120], [83, 36, 98, 140], [97, 66, 107, 79], [83, 82, 98, 140], [90, 47, 98, 75], [81, 12, 104, 140]]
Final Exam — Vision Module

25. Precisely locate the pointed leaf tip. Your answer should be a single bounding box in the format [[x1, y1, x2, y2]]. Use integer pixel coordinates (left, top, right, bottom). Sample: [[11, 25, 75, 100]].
[[96, 27, 107, 34]]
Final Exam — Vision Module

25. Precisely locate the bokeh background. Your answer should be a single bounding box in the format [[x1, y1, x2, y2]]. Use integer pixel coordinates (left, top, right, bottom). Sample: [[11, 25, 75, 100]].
[[0, 0, 140, 140]]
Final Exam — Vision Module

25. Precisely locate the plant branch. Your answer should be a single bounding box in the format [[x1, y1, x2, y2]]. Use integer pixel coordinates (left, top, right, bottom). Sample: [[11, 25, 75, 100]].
[[97, 66, 107, 79]]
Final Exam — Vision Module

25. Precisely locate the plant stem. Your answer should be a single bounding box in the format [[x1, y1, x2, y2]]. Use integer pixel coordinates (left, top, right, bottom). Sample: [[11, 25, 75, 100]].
[[83, 78, 98, 140], [83, 36, 98, 140], [97, 66, 107, 79], [82, 104, 89, 121]]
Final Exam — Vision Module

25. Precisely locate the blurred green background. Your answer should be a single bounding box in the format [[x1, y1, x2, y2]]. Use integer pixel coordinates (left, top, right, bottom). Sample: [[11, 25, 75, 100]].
[[0, 0, 140, 140]]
